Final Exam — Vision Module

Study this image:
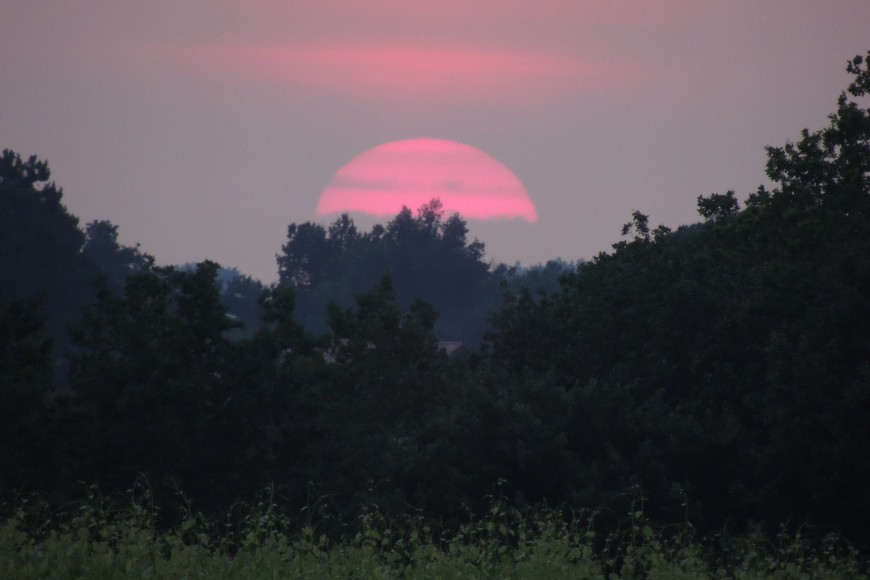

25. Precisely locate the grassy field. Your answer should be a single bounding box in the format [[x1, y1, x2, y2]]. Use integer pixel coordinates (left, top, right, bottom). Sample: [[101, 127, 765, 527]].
[[2, 491, 866, 579]]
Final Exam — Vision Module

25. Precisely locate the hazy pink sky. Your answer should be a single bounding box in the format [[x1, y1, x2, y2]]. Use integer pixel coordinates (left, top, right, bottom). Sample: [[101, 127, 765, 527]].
[[3, 1, 868, 282]]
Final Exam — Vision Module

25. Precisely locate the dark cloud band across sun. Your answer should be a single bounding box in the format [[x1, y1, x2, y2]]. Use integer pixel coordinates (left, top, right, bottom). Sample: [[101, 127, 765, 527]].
[[316, 139, 538, 222]]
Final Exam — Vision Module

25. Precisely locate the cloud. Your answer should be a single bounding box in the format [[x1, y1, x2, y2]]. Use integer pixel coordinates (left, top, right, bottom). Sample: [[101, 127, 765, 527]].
[[328, 175, 401, 192], [438, 180, 466, 193], [126, 40, 641, 105]]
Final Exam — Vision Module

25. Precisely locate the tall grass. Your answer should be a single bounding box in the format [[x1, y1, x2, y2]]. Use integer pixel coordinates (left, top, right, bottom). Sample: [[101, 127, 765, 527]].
[[1, 487, 865, 579]]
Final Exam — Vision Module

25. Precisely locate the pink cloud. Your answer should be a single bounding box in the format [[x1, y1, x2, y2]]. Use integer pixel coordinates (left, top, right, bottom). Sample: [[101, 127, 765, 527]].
[[128, 40, 631, 104]]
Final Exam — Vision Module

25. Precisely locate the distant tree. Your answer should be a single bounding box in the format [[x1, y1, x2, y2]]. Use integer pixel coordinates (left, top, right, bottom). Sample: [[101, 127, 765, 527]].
[[494, 259, 583, 296], [277, 222, 334, 288], [82, 220, 148, 292], [0, 151, 86, 294], [222, 273, 266, 337], [757, 53, 870, 213], [327, 213, 360, 252], [697, 190, 740, 220], [0, 150, 94, 353], [0, 149, 52, 187], [276, 200, 497, 344]]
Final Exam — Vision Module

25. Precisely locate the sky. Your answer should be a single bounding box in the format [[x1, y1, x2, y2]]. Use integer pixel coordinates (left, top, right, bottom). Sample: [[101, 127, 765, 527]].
[[3, 1, 869, 283]]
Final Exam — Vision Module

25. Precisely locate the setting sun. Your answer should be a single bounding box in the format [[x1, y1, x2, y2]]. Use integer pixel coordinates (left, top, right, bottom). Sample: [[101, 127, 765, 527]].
[[316, 138, 538, 222]]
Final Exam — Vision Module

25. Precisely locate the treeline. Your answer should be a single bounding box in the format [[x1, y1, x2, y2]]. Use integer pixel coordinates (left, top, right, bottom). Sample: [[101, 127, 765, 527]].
[[278, 199, 577, 345], [2, 53, 869, 545]]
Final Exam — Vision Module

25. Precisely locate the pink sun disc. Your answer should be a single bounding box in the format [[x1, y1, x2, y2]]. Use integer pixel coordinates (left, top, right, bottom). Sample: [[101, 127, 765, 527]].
[[316, 138, 537, 222]]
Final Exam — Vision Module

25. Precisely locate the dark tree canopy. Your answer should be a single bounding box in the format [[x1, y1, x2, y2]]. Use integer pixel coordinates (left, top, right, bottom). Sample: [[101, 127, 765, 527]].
[[0, 294, 54, 492], [82, 220, 148, 292], [0, 150, 148, 359], [484, 52, 870, 537], [0, 150, 93, 356], [2, 51, 870, 548], [277, 199, 496, 344]]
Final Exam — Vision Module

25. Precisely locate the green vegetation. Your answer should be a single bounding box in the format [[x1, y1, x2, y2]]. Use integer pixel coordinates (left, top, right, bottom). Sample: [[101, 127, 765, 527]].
[[2, 492, 865, 578], [2, 52, 870, 575]]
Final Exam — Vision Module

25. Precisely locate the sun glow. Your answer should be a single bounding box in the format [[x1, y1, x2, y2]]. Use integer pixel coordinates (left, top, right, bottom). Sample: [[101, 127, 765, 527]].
[[316, 139, 538, 222]]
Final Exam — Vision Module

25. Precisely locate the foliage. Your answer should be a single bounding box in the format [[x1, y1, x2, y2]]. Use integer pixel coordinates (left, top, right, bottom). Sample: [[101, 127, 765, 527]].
[[81, 220, 148, 292], [2, 51, 870, 556], [221, 272, 267, 338], [0, 150, 146, 360], [1, 495, 865, 579], [0, 150, 93, 354], [483, 51, 870, 537], [67, 263, 237, 502], [494, 259, 584, 296], [277, 199, 497, 345], [62, 263, 333, 514], [697, 190, 740, 220], [0, 295, 54, 493]]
